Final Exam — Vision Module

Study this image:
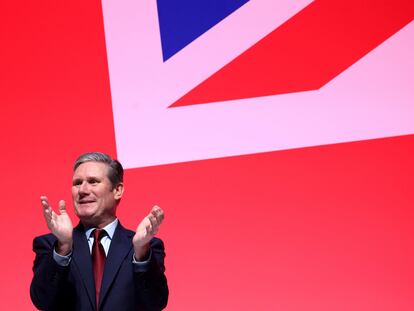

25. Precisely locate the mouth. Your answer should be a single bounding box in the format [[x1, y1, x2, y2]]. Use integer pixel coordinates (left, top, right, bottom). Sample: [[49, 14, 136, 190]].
[[78, 199, 96, 205]]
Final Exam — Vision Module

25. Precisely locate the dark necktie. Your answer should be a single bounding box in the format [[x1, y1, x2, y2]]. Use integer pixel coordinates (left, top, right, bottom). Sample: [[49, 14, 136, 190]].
[[92, 229, 106, 309]]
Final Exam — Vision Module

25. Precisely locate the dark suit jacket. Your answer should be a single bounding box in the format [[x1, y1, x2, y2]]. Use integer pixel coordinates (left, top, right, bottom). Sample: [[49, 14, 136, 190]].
[[30, 222, 168, 311]]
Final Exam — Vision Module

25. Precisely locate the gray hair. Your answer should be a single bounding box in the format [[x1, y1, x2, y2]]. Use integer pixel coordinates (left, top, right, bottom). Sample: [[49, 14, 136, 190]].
[[73, 152, 124, 188]]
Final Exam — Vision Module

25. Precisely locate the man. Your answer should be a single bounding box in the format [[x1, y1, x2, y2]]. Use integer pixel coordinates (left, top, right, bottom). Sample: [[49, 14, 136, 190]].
[[30, 152, 168, 311]]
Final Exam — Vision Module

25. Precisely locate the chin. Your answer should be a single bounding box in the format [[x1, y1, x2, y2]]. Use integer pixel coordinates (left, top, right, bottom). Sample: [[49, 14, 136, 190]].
[[75, 205, 97, 218]]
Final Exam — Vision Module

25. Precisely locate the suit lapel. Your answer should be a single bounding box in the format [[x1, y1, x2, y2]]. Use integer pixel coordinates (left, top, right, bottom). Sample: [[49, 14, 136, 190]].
[[99, 222, 133, 306], [72, 224, 96, 310]]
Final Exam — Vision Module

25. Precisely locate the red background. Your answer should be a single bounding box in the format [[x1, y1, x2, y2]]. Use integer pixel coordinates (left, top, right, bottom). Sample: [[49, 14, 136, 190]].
[[1, 1, 413, 310]]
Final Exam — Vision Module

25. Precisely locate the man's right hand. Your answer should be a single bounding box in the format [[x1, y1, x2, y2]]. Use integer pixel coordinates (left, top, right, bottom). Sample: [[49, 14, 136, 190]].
[[40, 196, 73, 256]]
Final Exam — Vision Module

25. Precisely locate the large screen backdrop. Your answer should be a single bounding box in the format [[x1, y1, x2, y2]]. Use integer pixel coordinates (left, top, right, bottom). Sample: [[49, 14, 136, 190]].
[[1, 1, 414, 310]]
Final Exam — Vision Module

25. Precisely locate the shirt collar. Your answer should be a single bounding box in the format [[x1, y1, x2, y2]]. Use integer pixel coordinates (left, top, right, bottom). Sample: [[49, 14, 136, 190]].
[[85, 218, 119, 240]]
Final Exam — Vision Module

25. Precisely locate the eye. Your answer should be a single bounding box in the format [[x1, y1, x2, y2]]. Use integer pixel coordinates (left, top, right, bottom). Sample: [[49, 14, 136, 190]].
[[72, 179, 82, 186], [88, 178, 99, 185]]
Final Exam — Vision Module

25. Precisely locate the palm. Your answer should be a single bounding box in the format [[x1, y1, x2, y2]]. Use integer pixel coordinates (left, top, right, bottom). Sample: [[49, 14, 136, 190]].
[[133, 205, 164, 248], [133, 217, 153, 247], [48, 210, 73, 243], [41, 197, 73, 244]]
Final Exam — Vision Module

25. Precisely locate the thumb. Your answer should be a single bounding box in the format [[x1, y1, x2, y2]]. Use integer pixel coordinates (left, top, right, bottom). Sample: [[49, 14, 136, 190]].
[[58, 200, 67, 214]]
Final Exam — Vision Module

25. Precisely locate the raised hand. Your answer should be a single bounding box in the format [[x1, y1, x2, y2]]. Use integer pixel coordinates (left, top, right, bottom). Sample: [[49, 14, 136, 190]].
[[41, 196, 73, 255], [132, 205, 164, 260]]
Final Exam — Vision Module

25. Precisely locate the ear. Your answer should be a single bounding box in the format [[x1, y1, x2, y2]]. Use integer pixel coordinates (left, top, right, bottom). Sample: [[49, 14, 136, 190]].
[[113, 182, 124, 200]]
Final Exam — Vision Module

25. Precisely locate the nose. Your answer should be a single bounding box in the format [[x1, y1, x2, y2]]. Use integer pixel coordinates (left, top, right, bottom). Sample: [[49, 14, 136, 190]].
[[78, 181, 90, 195]]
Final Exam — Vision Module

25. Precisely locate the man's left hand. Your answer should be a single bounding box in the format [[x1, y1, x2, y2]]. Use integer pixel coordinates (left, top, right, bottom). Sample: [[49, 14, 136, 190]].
[[132, 205, 164, 261]]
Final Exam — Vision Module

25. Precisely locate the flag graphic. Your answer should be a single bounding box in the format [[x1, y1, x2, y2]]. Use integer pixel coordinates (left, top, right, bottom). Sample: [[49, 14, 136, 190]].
[[102, 0, 414, 168]]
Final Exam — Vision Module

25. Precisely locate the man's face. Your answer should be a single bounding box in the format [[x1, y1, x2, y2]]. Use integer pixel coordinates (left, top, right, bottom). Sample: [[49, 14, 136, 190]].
[[72, 161, 123, 227]]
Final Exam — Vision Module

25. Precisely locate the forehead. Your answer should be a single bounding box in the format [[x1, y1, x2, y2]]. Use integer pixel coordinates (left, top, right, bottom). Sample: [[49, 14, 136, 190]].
[[72, 161, 109, 179]]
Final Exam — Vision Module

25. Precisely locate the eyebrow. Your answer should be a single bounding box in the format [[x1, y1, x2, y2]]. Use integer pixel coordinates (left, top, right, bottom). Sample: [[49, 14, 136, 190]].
[[73, 175, 103, 182]]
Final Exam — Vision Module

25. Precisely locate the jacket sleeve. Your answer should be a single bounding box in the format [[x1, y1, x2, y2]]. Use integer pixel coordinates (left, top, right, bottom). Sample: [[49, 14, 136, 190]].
[[30, 235, 74, 311], [133, 237, 169, 311]]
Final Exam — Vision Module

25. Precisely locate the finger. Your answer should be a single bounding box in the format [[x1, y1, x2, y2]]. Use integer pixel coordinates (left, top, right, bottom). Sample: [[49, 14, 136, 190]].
[[147, 214, 160, 234], [43, 208, 55, 229], [145, 222, 159, 236], [150, 209, 162, 235], [151, 205, 164, 224], [43, 206, 52, 222], [40, 195, 48, 202], [51, 209, 58, 221], [152, 205, 164, 220], [40, 196, 50, 210], [58, 200, 67, 214], [41, 202, 51, 214], [148, 214, 157, 228], [41, 197, 52, 218], [145, 223, 152, 235]]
